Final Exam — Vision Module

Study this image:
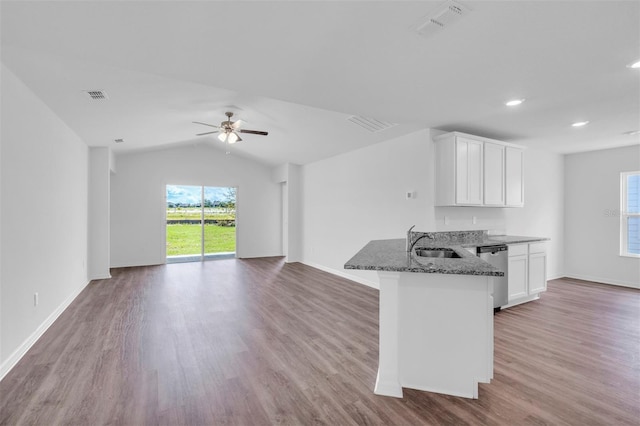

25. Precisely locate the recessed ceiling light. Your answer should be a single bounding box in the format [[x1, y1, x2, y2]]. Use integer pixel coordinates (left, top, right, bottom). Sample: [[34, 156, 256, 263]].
[[571, 121, 590, 127], [627, 59, 640, 69], [505, 99, 525, 107]]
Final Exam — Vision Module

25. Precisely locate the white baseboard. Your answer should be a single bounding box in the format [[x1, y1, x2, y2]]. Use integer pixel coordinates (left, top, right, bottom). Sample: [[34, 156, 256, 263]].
[[300, 261, 379, 290], [110, 257, 166, 268], [502, 294, 540, 309], [0, 279, 90, 381], [563, 273, 640, 289], [88, 273, 112, 280]]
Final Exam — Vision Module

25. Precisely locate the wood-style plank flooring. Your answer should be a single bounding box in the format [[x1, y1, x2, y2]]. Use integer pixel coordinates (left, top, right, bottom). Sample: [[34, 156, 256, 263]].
[[1, 257, 639, 425]]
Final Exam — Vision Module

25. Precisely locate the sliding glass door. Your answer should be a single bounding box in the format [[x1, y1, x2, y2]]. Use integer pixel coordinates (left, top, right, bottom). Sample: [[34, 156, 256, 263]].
[[166, 185, 236, 262], [203, 186, 236, 256]]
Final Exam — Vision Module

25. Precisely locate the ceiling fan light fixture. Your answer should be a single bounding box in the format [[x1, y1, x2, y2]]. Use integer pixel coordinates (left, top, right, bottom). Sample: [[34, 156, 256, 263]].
[[194, 111, 268, 148], [627, 59, 640, 69], [505, 98, 525, 107]]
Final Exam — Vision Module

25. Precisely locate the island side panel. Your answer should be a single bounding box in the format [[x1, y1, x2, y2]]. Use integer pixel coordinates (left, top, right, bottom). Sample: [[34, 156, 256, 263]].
[[374, 271, 404, 397], [397, 273, 494, 399]]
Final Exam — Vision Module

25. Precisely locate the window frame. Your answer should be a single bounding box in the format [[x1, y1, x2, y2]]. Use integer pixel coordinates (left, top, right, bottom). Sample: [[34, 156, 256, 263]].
[[165, 184, 237, 262], [620, 171, 640, 258]]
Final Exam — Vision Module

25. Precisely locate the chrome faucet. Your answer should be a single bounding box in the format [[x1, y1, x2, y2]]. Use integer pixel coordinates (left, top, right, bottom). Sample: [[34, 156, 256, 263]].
[[406, 225, 435, 252], [406, 225, 416, 251]]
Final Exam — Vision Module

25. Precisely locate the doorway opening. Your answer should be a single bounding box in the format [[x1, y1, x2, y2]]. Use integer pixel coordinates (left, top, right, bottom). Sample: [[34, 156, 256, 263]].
[[166, 185, 236, 263]]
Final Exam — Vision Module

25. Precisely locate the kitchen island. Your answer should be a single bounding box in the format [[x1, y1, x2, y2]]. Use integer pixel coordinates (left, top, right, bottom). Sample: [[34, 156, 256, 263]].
[[344, 231, 505, 399]]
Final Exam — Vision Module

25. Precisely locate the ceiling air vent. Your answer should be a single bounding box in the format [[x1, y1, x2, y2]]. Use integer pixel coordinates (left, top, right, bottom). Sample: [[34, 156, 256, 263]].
[[83, 90, 109, 100], [411, 0, 471, 39], [347, 115, 398, 133], [114, 138, 125, 143]]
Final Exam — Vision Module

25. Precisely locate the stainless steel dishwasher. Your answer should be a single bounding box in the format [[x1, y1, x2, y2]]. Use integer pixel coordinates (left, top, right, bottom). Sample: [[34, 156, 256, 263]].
[[477, 245, 508, 311]]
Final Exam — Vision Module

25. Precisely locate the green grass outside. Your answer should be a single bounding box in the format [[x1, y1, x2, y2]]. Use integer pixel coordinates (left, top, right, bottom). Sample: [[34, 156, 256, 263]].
[[167, 208, 234, 221], [166, 224, 236, 256]]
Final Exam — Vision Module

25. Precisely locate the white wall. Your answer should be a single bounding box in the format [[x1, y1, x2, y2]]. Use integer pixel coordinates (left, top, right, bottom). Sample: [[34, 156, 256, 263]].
[[434, 147, 565, 280], [88, 147, 111, 279], [564, 145, 640, 288], [302, 129, 438, 286], [301, 128, 565, 288], [0, 64, 89, 378], [505, 148, 564, 279], [272, 163, 302, 262], [110, 143, 282, 267]]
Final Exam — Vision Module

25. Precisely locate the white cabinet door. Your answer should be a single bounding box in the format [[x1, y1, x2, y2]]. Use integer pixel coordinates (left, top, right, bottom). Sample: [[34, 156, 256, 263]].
[[484, 142, 505, 206], [505, 147, 524, 207], [434, 132, 524, 208], [507, 242, 547, 306], [455, 137, 483, 205], [528, 251, 547, 294], [508, 254, 528, 301]]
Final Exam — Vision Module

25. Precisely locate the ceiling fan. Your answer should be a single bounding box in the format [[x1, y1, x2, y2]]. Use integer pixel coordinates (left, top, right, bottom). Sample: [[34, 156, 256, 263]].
[[193, 111, 268, 144]]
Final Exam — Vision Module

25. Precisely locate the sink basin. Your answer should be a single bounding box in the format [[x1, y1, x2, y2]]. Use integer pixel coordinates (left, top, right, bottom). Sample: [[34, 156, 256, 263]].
[[414, 248, 462, 258]]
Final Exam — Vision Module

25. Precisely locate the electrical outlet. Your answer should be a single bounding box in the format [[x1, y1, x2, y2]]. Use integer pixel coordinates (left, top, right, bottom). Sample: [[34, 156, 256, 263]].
[[472, 216, 477, 224], [34, 292, 39, 307], [444, 216, 450, 225]]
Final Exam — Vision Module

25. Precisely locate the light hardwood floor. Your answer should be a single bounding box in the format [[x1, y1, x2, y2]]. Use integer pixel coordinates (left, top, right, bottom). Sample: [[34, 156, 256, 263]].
[[1, 257, 638, 425]]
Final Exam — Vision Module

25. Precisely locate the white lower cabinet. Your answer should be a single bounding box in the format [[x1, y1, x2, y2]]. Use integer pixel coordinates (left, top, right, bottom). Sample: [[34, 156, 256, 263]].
[[528, 243, 547, 294], [507, 242, 547, 306], [507, 254, 528, 301]]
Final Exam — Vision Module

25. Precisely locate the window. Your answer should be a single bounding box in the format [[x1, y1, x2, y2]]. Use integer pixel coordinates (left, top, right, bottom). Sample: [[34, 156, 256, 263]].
[[620, 171, 640, 257], [166, 185, 237, 262]]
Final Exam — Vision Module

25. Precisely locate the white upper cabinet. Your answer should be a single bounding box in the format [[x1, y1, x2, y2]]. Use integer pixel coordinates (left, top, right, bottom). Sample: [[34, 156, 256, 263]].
[[483, 142, 506, 206], [455, 137, 484, 205], [434, 132, 524, 208], [505, 146, 524, 207]]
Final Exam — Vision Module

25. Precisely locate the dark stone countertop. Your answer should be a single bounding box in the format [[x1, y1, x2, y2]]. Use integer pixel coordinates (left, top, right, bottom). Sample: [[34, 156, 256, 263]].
[[464, 234, 549, 247], [344, 231, 549, 277]]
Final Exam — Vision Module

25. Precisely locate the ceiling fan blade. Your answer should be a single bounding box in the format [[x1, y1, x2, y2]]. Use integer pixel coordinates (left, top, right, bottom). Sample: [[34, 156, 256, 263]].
[[193, 121, 220, 129], [239, 129, 268, 136], [231, 119, 243, 130], [196, 131, 220, 136]]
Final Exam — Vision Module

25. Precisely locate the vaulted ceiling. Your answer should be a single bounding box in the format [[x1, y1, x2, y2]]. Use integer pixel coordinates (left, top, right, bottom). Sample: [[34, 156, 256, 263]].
[[2, 1, 639, 166]]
